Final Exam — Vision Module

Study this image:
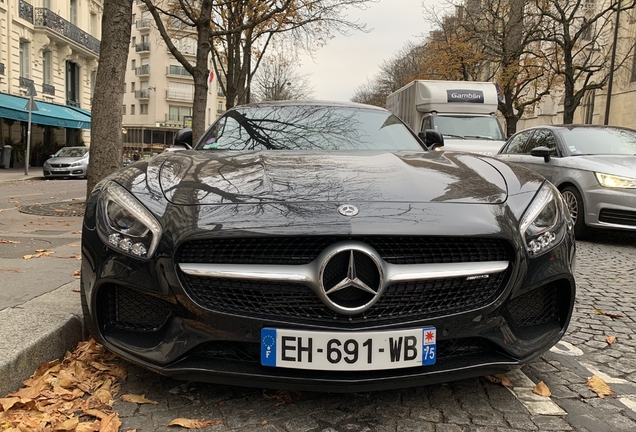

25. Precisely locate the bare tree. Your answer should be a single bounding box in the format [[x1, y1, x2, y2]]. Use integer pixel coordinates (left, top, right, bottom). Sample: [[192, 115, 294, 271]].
[[210, 0, 374, 110], [141, 0, 299, 141], [251, 51, 314, 101], [535, 0, 636, 124], [87, 0, 134, 194]]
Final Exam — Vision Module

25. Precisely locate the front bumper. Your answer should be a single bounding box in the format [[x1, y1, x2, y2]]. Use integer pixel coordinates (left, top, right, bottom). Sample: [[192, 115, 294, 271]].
[[585, 186, 636, 230], [81, 224, 575, 392], [43, 166, 87, 177]]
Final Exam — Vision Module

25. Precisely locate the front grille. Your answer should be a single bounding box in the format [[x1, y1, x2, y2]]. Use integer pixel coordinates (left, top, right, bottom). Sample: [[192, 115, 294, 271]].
[[599, 209, 636, 226], [50, 163, 71, 168], [191, 338, 494, 364], [505, 284, 560, 327], [102, 285, 172, 332], [180, 271, 508, 324], [178, 237, 511, 265]]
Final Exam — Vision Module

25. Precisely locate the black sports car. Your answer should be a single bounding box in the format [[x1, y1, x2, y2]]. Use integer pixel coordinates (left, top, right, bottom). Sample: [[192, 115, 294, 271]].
[[81, 101, 576, 392]]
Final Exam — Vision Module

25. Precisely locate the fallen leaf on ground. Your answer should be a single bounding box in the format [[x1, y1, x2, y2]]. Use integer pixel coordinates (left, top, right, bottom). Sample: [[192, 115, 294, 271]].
[[167, 418, 222, 428], [73, 270, 81, 279], [120, 394, 159, 405], [594, 309, 623, 319], [67, 244, 80, 247], [484, 374, 511, 387], [23, 251, 55, 259], [606, 336, 617, 345], [0, 239, 20, 244], [532, 381, 551, 397], [262, 420, 268, 425], [72, 231, 82, 234], [262, 389, 304, 406], [55, 209, 65, 213], [586, 375, 614, 398], [54, 255, 82, 260], [0, 269, 21, 273]]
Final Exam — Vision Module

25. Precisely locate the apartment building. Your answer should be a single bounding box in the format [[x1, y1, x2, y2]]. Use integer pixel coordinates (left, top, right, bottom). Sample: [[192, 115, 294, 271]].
[[123, 0, 226, 155], [0, 0, 101, 167]]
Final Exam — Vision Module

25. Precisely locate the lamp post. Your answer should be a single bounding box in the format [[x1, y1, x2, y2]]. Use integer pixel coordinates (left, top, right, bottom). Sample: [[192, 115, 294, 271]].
[[23, 82, 38, 175]]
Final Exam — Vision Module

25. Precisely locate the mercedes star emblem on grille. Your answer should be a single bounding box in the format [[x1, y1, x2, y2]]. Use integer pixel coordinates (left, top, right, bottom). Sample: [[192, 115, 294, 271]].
[[319, 244, 384, 315], [338, 204, 359, 216]]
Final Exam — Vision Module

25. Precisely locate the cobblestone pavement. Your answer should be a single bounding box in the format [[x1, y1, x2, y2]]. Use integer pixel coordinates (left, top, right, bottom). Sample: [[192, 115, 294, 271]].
[[111, 230, 636, 432]]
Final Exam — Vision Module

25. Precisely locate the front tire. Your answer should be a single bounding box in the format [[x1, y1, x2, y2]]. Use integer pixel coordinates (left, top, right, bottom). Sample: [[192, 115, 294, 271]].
[[561, 186, 589, 239]]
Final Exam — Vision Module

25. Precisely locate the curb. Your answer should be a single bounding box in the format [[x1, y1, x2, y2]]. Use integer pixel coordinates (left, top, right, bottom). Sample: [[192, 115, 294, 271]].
[[0, 280, 86, 396]]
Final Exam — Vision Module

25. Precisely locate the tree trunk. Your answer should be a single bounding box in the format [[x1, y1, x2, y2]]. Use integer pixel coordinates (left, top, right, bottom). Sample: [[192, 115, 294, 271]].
[[191, 1, 213, 143], [87, 0, 133, 196]]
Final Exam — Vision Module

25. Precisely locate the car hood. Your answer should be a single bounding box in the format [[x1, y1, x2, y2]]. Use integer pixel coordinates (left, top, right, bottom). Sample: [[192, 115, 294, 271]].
[[567, 155, 636, 177], [157, 150, 508, 205]]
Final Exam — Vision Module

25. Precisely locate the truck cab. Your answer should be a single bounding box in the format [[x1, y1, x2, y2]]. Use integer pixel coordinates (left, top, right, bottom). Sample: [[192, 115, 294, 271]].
[[387, 80, 506, 156]]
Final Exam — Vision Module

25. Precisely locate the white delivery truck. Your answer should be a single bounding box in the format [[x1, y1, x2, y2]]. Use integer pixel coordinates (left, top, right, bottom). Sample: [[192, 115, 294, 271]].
[[386, 80, 506, 156]]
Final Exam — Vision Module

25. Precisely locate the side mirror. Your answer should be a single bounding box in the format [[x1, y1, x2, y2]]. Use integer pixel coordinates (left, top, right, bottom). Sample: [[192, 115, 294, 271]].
[[418, 129, 444, 150], [49, 154, 56, 158], [173, 128, 193, 149], [530, 146, 552, 162]]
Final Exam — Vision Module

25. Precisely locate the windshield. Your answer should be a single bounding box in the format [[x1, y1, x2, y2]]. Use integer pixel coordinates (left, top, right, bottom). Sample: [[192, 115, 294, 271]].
[[196, 105, 425, 151], [432, 115, 505, 141], [560, 128, 636, 155], [55, 147, 88, 158]]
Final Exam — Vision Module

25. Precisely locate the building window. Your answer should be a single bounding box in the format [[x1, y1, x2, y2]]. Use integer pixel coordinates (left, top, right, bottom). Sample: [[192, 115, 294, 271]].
[[131, 104, 136, 115], [20, 39, 30, 79], [217, 101, 223, 113], [70, 0, 78, 26], [583, 89, 595, 124], [131, 59, 136, 70], [131, 82, 136, 92], [123, 104, 126, 115], [169, 105, 191, 122], [131, 36, 136, 48], [66, 61, 80, 106], [43, 50, 52, 85], [90, 13, 97, 36], [140, 104, 148, 114]]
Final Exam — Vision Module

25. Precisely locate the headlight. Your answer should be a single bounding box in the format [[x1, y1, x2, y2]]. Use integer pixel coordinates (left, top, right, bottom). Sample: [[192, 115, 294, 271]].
[[520, 182, 569, 257], [595, 173, 636, 189], [96, 181, 162, 259], [71, 161, 83, 167]]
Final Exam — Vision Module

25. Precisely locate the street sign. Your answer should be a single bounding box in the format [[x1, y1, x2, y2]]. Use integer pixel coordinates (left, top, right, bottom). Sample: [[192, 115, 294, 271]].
[[24, 99, 39, 111]]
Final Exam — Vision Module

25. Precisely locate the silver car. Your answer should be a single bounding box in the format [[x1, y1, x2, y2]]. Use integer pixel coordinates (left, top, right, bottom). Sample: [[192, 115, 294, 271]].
[[43, 147, 89, 179], [496, 125, 636, 238]]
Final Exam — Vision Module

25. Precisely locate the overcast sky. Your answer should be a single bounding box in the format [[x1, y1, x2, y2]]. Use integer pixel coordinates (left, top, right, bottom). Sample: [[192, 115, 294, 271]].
[[296, 0, 440, 102]]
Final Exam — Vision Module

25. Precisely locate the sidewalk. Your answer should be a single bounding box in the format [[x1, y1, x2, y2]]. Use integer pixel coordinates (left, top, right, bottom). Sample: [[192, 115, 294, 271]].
[[0, 167, 46, 183]]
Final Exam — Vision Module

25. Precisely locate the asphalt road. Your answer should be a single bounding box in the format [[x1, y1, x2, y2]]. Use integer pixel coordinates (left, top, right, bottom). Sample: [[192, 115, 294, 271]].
[[2, 178, 635, 431], [0, 178, 85, 310]]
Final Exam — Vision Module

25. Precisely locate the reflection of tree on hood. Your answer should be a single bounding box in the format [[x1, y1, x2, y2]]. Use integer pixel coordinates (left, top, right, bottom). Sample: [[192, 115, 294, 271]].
[[204, 105, 394, 151]]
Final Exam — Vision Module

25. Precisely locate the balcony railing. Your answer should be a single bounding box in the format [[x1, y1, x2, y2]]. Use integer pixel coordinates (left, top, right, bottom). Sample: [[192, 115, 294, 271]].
[[34, 8, 101, 54], [167, 65, 191, 77], [135, 42, 150, 52], [19, 76, 34, 89], [168, 114, 189, 122], [0, 63, 4, 76], [136, 19, 151, 29], [135, 89, 150, 99], [67, 100, 80, 107], [166, 90, 193, 101], [42, 83, 55, 95], [135, 65, 150, 75], [19, 0, 33, 23]]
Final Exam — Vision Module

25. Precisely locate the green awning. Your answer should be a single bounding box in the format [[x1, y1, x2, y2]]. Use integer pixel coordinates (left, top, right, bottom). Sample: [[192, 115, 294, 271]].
[[0, 92, 91, 129]]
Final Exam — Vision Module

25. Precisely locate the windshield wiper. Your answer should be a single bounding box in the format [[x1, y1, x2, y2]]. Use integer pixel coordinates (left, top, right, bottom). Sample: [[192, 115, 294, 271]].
[[464, 135, 495, 140], [442, 133, 465, 140]]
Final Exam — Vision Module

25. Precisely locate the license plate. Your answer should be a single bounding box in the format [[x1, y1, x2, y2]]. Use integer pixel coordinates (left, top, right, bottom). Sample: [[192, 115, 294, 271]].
[[261, 327, 436, 371]]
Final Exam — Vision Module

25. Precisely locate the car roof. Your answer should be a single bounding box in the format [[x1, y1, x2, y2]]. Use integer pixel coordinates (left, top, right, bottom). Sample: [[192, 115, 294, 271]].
[[519, 124, 636, 133], [234, 100, 387, 112]]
